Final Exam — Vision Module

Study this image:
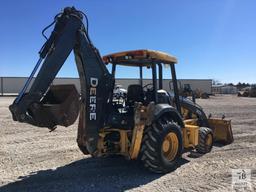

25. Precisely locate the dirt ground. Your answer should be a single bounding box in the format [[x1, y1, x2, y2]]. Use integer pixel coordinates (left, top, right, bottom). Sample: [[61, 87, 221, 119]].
[[0, 95, 255, 192]]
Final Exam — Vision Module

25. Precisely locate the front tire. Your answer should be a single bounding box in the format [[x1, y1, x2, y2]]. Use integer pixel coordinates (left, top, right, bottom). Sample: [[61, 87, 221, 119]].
[[196, 127, 213, 154], [140, 117, 183, 173]]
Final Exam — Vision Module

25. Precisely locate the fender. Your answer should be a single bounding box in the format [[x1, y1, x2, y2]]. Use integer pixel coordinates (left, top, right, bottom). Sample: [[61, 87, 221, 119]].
[[179, 97, 209, 127], [154, 104, 185, 128]]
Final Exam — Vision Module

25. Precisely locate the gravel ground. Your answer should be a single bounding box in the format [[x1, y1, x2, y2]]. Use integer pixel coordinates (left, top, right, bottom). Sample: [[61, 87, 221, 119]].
[[0, 95, 255, 192]]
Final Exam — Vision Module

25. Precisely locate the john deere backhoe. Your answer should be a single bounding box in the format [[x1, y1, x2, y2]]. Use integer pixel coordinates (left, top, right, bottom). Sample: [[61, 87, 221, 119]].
[[9, 7, 233, 173]]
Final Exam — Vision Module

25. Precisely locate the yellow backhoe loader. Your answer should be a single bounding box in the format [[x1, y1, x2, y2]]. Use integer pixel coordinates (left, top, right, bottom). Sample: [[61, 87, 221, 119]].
[[9, 7, 233, 173]]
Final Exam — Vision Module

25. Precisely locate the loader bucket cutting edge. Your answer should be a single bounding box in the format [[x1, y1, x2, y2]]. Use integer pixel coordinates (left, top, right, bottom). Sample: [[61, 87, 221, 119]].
[[208, 119, 234, 144]]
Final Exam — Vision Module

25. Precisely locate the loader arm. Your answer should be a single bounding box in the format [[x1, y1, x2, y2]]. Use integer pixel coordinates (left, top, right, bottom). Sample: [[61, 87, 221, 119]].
[[9, 7, 113, 153]]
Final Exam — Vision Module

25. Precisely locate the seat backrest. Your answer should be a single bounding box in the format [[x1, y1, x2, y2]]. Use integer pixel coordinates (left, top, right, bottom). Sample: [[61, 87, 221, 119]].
[[127, 84, 144, 105], [157, 89, 170, 104]]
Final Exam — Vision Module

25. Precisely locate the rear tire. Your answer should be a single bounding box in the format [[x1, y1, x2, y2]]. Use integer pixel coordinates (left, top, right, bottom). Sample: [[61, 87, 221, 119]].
[[196, 127, 213, 154], [140, 117, 183, 173]]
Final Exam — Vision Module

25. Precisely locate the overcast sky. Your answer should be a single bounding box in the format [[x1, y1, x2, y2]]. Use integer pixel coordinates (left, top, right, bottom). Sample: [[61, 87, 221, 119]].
[[0, 0, 255, 84]]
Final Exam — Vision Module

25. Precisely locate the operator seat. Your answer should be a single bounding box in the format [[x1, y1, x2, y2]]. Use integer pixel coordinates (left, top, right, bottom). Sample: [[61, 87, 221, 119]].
[[157, 89, 171, 104], [126, 84, 144, 105]]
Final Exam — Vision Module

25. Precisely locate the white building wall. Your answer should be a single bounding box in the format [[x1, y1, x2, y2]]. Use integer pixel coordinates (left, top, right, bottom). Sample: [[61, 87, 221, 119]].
[[2, 77, 81, 94], [52, 78, 80, 91], [1, 77, 212, 95], [2, 77, 30, 94], [0, 77, 3, 95], [117, 79, 212, 93], [178, 79, 212, 94], [221, 86, 237, 94]]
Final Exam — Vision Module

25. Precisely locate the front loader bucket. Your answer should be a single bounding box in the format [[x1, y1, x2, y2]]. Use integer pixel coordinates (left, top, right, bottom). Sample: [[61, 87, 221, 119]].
[[208, 119, 234, 144], [29, 84, 80, 128]]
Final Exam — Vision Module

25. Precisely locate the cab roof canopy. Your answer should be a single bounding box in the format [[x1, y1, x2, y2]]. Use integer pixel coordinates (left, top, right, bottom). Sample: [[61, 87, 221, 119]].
[[102, 49, 177, 67]]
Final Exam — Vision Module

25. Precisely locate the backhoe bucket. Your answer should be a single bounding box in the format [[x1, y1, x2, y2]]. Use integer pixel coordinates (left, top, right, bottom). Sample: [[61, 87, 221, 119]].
[[208, 119, 234, 144], [30, 84, 80, 128]]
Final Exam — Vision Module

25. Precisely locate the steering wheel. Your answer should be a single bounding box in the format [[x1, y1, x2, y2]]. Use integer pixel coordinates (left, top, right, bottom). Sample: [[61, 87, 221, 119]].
[[143, 83, 154, 92]]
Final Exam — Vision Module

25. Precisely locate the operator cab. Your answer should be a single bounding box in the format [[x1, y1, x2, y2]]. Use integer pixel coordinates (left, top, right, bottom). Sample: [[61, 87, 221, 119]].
[[103, 49, 181, 120]]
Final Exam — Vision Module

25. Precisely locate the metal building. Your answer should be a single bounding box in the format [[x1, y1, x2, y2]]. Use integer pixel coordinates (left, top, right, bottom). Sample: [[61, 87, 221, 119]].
[[116, 79, 212, 94], [0, 77, 212, 95], [212, 85, 237, 94]]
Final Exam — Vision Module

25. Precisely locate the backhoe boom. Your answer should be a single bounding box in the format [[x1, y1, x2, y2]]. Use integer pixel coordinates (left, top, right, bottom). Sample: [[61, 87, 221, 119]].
[[9, 7, 113, 153]]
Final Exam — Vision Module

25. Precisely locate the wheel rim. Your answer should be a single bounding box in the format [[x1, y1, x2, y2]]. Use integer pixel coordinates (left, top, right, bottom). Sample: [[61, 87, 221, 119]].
[[162, 132, 179, 161], [206, 134, 213, 146]]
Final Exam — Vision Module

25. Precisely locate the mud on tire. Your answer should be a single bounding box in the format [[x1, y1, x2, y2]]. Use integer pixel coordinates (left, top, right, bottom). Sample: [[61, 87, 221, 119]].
[[140, 116, 183, 173]]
